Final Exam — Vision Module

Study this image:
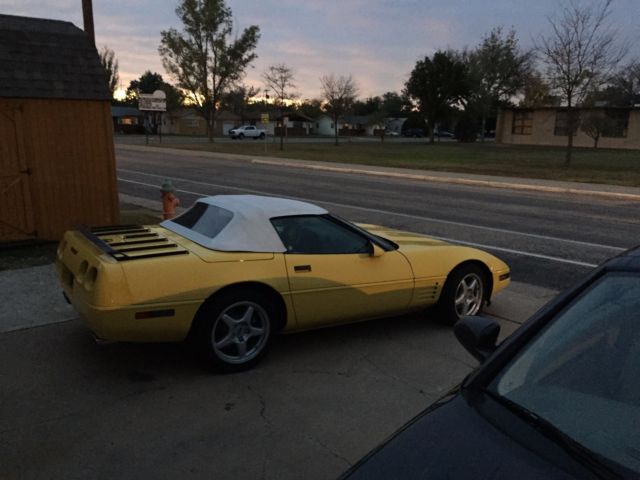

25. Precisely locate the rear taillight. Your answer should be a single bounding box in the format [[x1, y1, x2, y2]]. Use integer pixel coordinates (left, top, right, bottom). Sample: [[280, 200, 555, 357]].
[[84, 267, 98, 290]]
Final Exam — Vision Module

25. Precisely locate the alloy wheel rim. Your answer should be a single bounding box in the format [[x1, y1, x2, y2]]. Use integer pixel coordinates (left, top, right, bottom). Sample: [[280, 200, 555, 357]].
[[212, 301, 270, 364], [454, 273, 483, 317]]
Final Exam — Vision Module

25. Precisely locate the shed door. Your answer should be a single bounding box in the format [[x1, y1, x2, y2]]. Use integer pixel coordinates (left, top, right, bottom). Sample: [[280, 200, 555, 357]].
[[0, 106, 35, 241]]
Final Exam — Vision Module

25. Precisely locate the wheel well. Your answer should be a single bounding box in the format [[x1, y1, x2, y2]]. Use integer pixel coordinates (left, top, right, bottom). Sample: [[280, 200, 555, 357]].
[[189, 282, 288, 338], [448, 260, 494, 301]]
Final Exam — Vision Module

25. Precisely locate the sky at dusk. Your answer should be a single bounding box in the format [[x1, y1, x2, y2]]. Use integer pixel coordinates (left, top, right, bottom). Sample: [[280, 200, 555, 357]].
[[2, 0, 639, 99]]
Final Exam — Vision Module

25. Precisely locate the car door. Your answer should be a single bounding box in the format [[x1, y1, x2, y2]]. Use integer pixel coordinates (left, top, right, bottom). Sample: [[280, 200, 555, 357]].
[[272, 215, 414, 329]]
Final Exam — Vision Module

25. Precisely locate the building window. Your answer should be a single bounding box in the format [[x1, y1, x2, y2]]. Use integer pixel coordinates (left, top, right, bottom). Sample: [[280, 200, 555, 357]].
[[512, 110, 533, 135], [554, 110, 579, 136], [602, 109, 629, 138]]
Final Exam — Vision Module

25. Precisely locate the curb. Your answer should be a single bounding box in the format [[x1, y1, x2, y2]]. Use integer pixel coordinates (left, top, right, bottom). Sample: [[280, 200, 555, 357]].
[[116, 144, 640, 201], [250, 159, 640, 201]]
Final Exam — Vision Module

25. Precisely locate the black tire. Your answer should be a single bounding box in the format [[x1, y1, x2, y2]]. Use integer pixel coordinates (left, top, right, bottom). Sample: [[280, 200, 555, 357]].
[[192, 289, 276, 372], [238, 133, 244, 140], [436, 264, 487, 326]]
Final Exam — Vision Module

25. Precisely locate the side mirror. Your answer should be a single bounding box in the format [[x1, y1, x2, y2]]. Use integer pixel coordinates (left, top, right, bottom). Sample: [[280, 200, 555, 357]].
[[370, 243, 385, 257], [454, 315, 500, 362]]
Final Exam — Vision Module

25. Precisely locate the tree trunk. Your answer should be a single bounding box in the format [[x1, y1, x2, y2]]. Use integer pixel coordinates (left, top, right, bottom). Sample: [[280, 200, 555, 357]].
[[565, 132, 573, 167], [208, 107, 215, 143], [564, 106, 580, 167], [279, 109, 284, 151], [334, 115, 339, 146], [480, 112, 486, 143], [279, 123, 284, 150]]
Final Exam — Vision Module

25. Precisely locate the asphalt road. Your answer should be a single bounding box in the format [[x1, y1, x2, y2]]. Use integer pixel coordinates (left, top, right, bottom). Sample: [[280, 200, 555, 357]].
[[115, 146, 640, 292]]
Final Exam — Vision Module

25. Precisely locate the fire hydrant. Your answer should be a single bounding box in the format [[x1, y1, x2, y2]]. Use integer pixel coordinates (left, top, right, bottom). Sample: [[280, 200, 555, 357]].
[[160, 179, 180, 220]]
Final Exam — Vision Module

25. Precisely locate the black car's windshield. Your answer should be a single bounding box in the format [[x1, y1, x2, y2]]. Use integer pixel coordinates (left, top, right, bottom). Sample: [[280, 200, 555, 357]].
[[489, 273, 640, 475]]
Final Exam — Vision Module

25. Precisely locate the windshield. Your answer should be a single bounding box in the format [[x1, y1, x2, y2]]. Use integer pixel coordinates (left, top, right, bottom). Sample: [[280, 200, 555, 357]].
[[490, 273, 640, 474]]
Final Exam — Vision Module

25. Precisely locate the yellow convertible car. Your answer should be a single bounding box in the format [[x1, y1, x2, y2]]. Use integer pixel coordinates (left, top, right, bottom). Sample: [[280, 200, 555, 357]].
[[57, 195, 510, 371]]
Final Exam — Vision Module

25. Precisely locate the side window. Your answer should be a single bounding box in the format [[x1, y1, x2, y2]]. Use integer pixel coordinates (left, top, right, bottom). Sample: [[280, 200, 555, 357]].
[[271, 216, 371, 254]]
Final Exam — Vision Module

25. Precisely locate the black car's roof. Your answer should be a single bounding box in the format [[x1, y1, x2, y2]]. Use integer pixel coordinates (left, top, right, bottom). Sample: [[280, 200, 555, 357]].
[[604, 245, 640, 271]]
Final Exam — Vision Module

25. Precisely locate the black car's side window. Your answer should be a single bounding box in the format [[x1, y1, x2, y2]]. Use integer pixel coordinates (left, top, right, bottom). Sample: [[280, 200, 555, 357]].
[[271, 215, 371, 254]]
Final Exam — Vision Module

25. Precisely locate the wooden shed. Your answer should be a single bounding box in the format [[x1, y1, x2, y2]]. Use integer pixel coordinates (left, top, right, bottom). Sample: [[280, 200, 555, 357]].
[[0, 14, 118, 242]]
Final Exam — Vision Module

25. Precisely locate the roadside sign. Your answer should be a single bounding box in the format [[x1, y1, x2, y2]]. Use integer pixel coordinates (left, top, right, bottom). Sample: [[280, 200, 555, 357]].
[[261, 113, 269, 124], [139, 90, 167, 112]]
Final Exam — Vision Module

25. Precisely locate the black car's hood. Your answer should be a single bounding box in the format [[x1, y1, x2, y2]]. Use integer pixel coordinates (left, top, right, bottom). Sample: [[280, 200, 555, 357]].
[[342, 393, 600, 480]]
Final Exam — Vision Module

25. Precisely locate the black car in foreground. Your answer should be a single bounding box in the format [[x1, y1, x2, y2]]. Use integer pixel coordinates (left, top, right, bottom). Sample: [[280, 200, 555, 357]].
[[343, 247, 640, 479]]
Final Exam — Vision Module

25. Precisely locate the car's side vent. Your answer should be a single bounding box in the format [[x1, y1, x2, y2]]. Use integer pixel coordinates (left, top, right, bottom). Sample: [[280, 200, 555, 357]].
[[79, 225, 189, 262], [415, 284, 440, 303]]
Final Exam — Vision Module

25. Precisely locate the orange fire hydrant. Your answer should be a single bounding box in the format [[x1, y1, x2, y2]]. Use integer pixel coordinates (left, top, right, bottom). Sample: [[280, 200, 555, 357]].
[[160, 179, 180, 220]]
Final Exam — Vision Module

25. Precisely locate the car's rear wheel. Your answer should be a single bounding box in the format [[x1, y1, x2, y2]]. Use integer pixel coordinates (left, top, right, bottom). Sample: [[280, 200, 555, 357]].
[[193, 290, 275, 372], [436, 264, 487, 325]]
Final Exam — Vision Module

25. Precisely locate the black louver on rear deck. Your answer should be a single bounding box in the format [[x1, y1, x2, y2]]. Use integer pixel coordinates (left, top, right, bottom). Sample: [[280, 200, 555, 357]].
[[79, 225, 188, 261]]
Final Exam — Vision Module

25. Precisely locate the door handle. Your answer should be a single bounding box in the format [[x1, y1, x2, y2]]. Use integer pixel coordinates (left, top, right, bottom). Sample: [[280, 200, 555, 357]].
[[294, 265, 312, 272]]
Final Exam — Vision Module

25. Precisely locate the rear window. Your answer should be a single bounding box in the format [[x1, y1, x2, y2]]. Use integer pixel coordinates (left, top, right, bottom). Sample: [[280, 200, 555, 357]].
[[172, 203, 233, 238]]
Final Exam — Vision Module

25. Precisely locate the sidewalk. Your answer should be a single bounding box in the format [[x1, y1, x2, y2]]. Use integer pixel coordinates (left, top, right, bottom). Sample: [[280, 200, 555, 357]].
[[118, 144, 640, 201]]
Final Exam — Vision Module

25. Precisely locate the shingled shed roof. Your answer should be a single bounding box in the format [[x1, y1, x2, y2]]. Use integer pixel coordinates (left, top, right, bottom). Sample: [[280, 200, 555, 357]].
[[0, 14, 110, 101]]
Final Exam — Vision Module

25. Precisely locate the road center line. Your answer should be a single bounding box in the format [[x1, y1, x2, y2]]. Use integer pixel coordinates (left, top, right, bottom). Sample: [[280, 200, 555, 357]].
[[120, 177, 597, 268]]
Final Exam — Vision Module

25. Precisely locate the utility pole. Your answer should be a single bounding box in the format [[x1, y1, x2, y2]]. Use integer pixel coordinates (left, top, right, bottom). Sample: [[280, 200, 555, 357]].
[[82, 0, 95, 45]]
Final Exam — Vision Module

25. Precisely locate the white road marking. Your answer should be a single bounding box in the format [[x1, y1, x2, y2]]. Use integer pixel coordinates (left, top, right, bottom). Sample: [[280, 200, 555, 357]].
[[118, 173, 616, 268]]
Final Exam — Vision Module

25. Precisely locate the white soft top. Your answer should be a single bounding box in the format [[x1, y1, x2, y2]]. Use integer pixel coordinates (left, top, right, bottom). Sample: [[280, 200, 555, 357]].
[[161, 194, 327, 252]]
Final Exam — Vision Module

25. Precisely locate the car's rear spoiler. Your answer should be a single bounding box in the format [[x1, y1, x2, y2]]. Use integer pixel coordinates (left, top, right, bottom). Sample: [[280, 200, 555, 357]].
[[77, 225, 189, 261]]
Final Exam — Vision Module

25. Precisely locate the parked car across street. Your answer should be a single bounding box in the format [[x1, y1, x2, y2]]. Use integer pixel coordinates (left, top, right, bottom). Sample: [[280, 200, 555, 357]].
[[228, 125, 266, 139]]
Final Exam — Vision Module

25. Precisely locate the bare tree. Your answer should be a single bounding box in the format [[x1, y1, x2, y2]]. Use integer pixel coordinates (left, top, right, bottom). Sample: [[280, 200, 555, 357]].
[[263, 64, 297, 150], [98, 45, 119, 98], [221, 83, 260, 124], [320, 74, 359, 146], [538, 0, 626, 166]]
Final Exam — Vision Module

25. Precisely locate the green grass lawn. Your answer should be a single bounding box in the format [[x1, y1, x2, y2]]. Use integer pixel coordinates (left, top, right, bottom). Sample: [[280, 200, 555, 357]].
[[161, 140, 640, 187]]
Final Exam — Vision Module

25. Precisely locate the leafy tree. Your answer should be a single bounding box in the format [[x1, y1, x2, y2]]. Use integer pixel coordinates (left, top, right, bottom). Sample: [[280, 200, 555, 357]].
[[465, 27, 533, 141], [594, 62, 640, 106], [352, 97, 382, 116], [159, 0, 260, 141], [220, 83, 259, 123], [263, 63, 297, 150], [98, 45, 119, 98], [380, 91, 412, 115], [538, 0, 626, 166], [297, 98, 323, 119], [126, 71, 164, 101], [405, 50, 469, 143], [519, 72, 557, 107], [320, 74, 359, 146]]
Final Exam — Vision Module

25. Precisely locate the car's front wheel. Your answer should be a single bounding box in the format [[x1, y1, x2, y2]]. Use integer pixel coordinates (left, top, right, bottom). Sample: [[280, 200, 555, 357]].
[[436, 264, 487, 325], [193, 290, 275, 372]]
